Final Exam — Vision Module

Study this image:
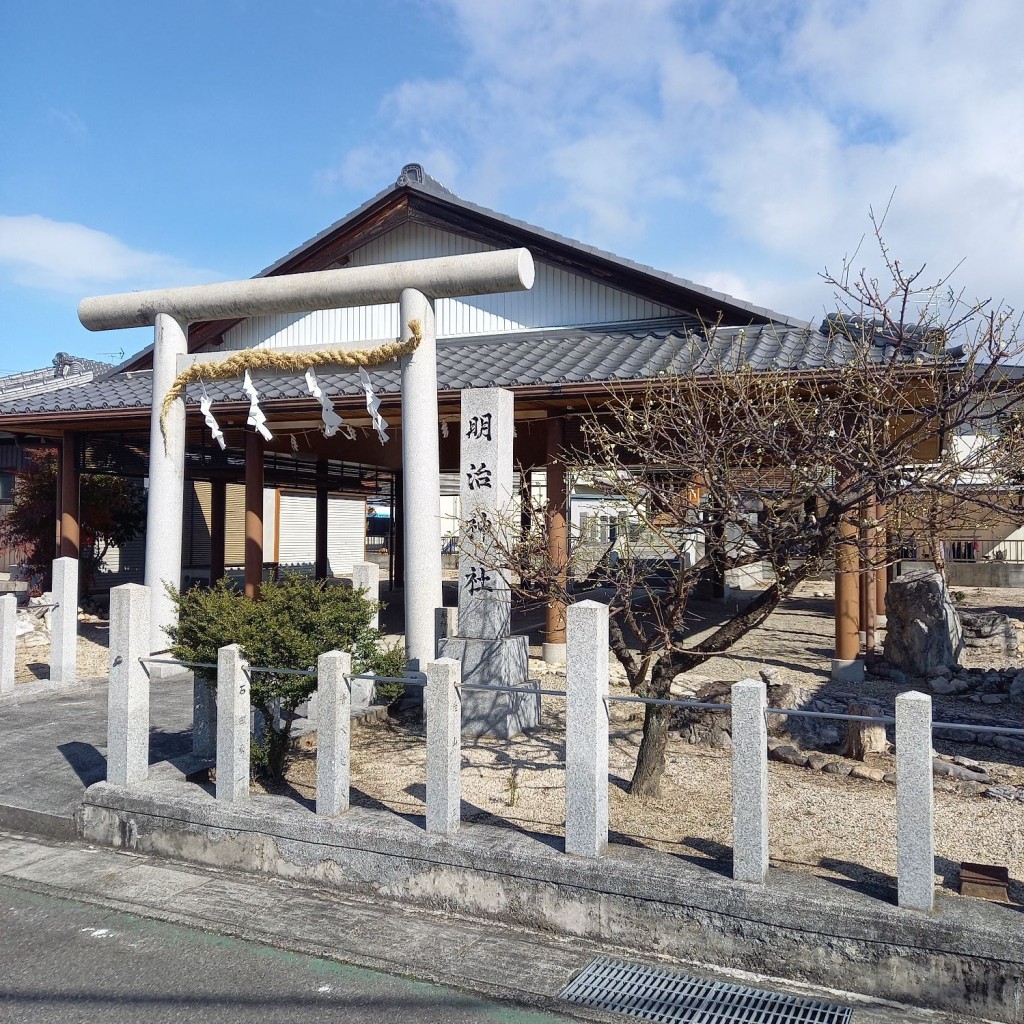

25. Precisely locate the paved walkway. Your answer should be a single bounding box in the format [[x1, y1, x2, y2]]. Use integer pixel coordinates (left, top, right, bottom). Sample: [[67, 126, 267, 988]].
[[0, 673, 195, 833]]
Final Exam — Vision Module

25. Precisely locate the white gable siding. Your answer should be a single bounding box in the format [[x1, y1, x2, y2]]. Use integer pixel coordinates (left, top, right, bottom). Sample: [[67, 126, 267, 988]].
[[215, 224, 678, 353]]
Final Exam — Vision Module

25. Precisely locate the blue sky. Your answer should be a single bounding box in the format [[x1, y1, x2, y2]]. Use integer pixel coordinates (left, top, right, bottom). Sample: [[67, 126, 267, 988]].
[[3, 0, 1024, 372]]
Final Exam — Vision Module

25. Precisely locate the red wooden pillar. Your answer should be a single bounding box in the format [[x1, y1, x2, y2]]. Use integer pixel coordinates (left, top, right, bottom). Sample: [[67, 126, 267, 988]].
[[244, 432, 264, 600], [60, 432, 80, 559], [833, 507, 863, 682], [210, 479, 226, 584], [544, 415, 568, 664]]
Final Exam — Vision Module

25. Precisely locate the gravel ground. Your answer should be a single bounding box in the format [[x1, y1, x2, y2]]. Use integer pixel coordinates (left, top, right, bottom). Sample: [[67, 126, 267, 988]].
[[12, 615, 110, 685]]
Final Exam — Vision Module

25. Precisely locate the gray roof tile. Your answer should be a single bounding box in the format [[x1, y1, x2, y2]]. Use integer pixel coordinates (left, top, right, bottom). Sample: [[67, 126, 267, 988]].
[[0, 321, 905, 419]]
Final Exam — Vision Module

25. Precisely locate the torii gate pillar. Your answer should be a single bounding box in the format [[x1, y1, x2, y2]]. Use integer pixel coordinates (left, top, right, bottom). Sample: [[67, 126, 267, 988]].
[[80, 250, 535, 666]]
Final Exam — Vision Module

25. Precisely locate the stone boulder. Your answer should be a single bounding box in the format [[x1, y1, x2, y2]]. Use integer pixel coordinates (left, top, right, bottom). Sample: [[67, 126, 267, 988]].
[[884, 570, 962, 676], [959, 610, 1019, 661]]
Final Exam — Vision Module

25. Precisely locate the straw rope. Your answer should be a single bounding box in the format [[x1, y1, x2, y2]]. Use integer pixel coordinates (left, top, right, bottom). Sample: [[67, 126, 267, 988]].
[[159, 319, 423, 448]]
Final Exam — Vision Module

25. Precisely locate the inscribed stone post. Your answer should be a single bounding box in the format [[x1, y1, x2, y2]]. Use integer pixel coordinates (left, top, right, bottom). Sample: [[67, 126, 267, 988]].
[[316, 650, 351, 816], [565, 601, 609, 858], [50, 556, 78, 687], [458, 388, 513, 640], [438, 387, 540, 738], [896, 690, 934, 911], [731, 678, 769, 883], [216, 643, 251, 803], [107, 584, 150, 787], [0, 594, 15, 695]]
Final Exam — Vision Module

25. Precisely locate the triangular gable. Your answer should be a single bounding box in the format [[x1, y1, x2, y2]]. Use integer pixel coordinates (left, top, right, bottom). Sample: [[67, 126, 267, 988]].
[[211, 222, 683, 353], [121, 164, 805, 370]]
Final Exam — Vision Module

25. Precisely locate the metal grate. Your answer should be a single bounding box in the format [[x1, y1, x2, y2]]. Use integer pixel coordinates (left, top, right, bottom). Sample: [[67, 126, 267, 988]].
[[560, 958, 853, 1023]]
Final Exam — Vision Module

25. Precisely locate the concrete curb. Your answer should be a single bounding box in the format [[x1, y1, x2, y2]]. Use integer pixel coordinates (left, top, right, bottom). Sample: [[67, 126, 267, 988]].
[[0, 804, 77, 841], [80, 779, 1024, 1022]]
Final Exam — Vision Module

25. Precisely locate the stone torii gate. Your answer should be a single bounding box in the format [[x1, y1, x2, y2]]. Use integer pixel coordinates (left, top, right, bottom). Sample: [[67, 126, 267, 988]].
[[78, 249, 535, 669]]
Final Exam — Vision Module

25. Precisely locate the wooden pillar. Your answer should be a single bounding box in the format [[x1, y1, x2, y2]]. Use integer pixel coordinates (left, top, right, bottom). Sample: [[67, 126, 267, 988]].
[[387, 471, 397, 592], [875, 501, 889, 626], [54, 445, 63, 558], [244, 432, 263, 600], [210, 479, 226, 584], [862, 498, 877, 656], [59, 432, 80, 559], [315, 459, 329, 581], [833, 507, 863, 681], [520, 468, 533, 540], [544, 415, 568, 664], [393, 470, 405, 589]]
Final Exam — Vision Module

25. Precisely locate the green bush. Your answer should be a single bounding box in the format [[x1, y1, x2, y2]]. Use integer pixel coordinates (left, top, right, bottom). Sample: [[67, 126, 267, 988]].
[[166, 574, 406, 779]]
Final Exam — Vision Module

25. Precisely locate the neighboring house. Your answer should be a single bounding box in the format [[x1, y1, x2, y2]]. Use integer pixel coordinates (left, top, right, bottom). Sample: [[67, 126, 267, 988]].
[[0, 354, 113, 570], [898, 364, 1024, 585]]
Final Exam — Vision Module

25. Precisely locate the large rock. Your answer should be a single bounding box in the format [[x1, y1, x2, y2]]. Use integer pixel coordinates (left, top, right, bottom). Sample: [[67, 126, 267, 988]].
[[959, 609, 1019, 660], [884, 570, 962, 676]]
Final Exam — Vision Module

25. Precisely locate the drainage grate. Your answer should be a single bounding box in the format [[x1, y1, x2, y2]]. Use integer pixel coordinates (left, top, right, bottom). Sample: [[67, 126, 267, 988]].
[[560, 958, 853, 1023]]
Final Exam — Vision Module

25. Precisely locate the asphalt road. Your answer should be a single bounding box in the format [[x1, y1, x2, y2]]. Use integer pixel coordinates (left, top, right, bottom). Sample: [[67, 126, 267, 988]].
[[0, 882, 571, 1024]]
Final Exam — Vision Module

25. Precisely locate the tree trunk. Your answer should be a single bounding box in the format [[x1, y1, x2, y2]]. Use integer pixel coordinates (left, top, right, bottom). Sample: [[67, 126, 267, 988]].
[[838, 702, 888, 760], [629, 701, 673, 797]]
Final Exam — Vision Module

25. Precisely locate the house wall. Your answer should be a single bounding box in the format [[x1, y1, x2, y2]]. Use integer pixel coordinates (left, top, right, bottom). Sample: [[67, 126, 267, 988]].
[[214, 223, 680, 353]]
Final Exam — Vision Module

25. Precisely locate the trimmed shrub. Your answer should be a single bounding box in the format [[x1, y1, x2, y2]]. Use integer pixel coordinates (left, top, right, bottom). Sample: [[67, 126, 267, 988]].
[[167, 574, 406, 778]]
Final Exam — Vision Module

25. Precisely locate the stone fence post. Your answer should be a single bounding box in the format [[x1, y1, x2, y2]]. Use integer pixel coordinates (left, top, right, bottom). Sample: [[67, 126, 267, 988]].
[[425, 657, 461, 835], [565, 600, 609, 858], [352, 562, 380, 630], [107, 584, 150, 787], [216, 643, 250, 803], [0, 594, 15, 696], [731, 678, 769, 883], [316, 650, 352, 817], [896, 690, 934, 911], [50, 556, 78, 686]]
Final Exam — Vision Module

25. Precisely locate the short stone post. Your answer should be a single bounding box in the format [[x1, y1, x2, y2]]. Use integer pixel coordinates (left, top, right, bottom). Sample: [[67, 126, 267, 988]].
[[192, 676, 217, 760], [731, 678, 769, 883], [896, 690, 934, 911], [434, 605, 458, 658], [425, 657, 461, 835], [316, 650, 352, 816], [565, 600, 609, 858], [352, 562, 380, 630], [50, 556, 78, 686], [107, 584, 150, 786], [216, 643, 250, 803], [0, 594, 15, 695]]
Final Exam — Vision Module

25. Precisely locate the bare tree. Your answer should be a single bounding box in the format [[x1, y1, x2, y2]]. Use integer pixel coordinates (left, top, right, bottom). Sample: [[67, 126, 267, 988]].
[[475, 236, 1024, 796]]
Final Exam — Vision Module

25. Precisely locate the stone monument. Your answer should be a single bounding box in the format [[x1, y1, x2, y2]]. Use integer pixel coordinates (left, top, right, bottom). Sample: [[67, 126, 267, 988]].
[[438, 387, 540, 738]]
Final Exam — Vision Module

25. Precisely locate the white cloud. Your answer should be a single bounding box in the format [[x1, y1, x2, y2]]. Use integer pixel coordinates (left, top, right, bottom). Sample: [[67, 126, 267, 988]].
[[0, 214, 220, 296], [47, 107, 88, 140], [323, 0, 1024, 321]]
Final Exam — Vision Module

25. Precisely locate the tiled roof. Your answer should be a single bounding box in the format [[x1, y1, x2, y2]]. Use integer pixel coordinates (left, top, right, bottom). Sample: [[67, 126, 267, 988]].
[[0, 321, 867, 418], [0, 354, 113, 404]]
